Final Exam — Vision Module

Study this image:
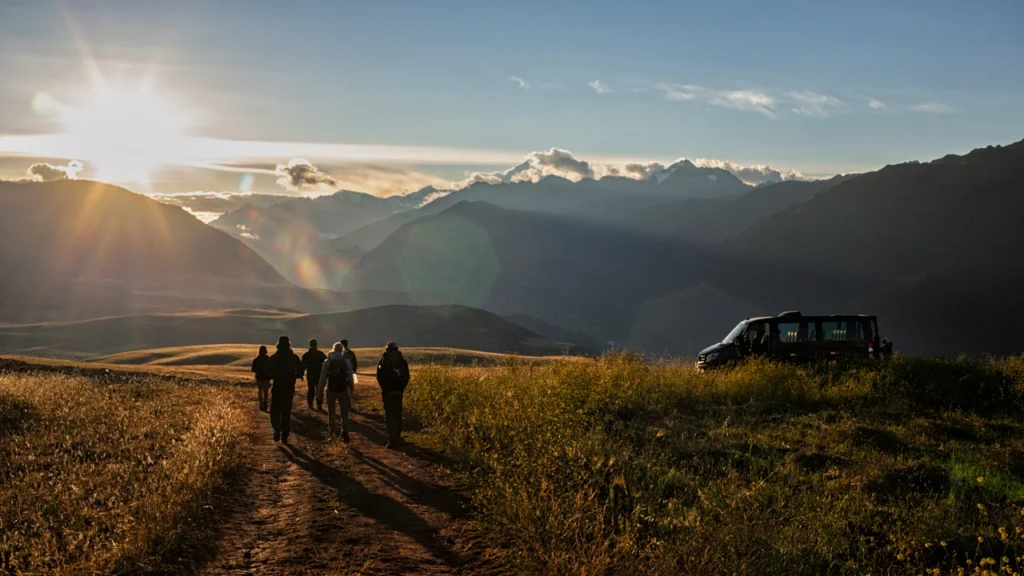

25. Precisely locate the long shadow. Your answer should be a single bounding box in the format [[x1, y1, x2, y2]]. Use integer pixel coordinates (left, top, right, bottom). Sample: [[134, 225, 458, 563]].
[[290, 410, 329, 442], [348, 448, 470, 518], [279, 445, 461, 568]]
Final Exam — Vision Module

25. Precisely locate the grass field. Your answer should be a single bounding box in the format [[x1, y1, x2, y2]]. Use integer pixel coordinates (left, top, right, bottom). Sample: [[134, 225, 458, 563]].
[[90, 344, 573, 370], [0, 369, 247, 574], [406, 354, 1024, 575]]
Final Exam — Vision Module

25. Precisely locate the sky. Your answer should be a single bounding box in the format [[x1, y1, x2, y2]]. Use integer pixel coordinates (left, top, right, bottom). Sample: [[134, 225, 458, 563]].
[[1, 0, 1022, 199]]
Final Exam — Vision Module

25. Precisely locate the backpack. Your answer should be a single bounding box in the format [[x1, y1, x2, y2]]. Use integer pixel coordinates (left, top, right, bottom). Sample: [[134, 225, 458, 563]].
[[327, 358, 349, 393]]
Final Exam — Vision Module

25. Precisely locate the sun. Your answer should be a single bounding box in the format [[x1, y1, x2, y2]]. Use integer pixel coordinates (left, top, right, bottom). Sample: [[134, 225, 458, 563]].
[[61, 86, 188, 185]]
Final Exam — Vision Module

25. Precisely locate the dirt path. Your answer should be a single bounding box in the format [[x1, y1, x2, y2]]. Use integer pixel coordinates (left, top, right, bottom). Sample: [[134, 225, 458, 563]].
[[201, 380, 482, 576]]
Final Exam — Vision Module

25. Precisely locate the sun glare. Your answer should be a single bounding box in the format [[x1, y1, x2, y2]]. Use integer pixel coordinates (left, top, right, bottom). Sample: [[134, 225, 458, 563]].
[[62, 87, 188, 185]]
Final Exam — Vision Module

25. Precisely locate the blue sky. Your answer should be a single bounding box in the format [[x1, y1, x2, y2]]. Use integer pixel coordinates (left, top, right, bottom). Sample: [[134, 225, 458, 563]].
[[1, 0, 1022, 194]]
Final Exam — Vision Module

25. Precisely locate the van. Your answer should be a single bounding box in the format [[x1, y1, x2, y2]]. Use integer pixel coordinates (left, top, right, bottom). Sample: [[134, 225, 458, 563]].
[[696, 311, 892, 370]]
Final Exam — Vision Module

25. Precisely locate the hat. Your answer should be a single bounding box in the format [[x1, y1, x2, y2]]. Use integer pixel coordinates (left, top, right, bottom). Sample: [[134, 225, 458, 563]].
[[385, 341, 398, 351], [277, 335, 291, 348]]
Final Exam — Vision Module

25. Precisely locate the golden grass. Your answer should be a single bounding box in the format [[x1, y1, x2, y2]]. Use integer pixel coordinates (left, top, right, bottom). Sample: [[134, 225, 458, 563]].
[[0, 371, 247, 574], [89, 344, 574, 370], [406, 354, 1024, 575]]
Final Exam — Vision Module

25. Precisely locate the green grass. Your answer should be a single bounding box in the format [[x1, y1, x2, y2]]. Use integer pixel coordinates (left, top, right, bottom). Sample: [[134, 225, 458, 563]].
[[406, 354, 1024, 575], [0, 371, 247, 575]]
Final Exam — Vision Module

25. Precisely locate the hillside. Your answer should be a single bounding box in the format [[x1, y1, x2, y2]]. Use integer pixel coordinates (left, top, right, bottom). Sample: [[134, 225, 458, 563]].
[[729, 139, 1024, 354], [340, 201, 765, 352], [0, 305, 588, 358], [0, 180, 285, 284], [211, 190, 405, 286], [626, 174, 856, 242]]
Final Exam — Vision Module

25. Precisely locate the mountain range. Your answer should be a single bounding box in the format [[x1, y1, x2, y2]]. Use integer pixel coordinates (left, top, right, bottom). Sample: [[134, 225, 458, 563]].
[[4, 138, 1023, 357]]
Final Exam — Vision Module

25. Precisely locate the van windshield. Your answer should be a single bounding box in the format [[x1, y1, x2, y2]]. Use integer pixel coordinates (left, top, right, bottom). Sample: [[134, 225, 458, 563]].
[[722, 321, 748, 344]]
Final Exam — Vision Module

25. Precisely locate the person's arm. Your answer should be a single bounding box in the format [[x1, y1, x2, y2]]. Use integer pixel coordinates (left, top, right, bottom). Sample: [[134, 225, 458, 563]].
[[399, 359, 410, 391], [317, 358, 329, 397], [251, 358, 258, 373], [351, 352, 358, 374], [345, 358, 355, 394]]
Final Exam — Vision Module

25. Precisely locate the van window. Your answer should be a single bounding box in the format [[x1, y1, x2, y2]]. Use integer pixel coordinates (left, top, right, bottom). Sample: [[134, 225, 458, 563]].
[[776, 321, 806, 343], [822, 319, 866, 341]]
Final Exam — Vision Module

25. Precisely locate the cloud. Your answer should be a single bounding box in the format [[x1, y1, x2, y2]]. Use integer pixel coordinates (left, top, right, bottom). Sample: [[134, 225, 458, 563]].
[[26, 160, 83, 181], [150, 190, 290, 219], [709, 90, 776, 117], [787, 90, 847, 118], [274, 158, 337, 193], [510, 76, 530, 90], [589, 80, 611, 94], [691, 158, 806, 185], [328, 165, 454, 198], [868, 98, 886, 111], [449, 148, 808, 188], [654, 83, 701, 101], [910, 102, 955, 114]]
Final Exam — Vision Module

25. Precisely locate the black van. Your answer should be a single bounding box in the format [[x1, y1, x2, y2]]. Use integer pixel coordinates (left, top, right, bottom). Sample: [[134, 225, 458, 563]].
[[696, 311, 892, 370]]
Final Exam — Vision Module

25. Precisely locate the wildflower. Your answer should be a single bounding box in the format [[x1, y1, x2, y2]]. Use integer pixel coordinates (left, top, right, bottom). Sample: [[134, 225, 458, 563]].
[[897, 554, 905, 561], [926, 542, 934, 548], [941, 540, 948, 548], [979, 503, 986, 512], [979, 536, 985, 543], [978, 476, 985, 484]]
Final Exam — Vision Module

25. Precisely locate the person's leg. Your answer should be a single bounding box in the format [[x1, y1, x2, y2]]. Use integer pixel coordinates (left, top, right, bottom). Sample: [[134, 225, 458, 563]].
[[269, 385, 281, 441], [340, 389, 351, 442], [327, 390, 338, 436], [315, 376, 324, 411], [281, 387, 294, 443], [395, 392, 404, 438], [383, 393, 399, 446], [259, 380, 270, 410], [306, 378, 316, 409]]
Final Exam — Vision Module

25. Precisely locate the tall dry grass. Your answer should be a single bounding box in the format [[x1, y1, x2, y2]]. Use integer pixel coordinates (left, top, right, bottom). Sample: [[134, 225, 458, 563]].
[[407, 354, 1024, 575], [0, 372, 246, 574]]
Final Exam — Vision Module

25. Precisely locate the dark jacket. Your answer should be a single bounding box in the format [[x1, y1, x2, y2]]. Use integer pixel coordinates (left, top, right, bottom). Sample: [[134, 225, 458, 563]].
[[301, 348, 327, 381], [376, 350, 410, 393], [251, 354, 272, 381], [343, 348, 358, 373], [268, 346, 303, 389]]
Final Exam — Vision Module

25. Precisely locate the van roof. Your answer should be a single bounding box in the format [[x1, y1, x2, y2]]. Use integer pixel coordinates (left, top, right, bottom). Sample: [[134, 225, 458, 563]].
[[743, 313, 876, 322]]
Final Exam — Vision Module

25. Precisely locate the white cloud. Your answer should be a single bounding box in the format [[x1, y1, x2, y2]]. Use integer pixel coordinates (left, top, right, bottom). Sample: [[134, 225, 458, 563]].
[[868, 98, 886, 111], [708, 90, 776, 117], [691, 158, 806, 185], [510, 76, 530, 90], [654, 83, 701, 101], [589, 80, 611, 94], [26, 160, 84, 181], [449, 148, 808, 189], [274, 158, 337, 193], [787, 90, 846, 118], [910, 102, 955, 114]]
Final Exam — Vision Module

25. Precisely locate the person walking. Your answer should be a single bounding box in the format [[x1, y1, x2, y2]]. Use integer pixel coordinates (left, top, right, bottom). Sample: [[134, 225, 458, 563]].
[[317, 342, 354, 442], [301, 339, 327, 411], [250, 345, 272, 411], [341, 339, 358, 375], [376, 341, 410, 449], [268, 335, 302, 444]]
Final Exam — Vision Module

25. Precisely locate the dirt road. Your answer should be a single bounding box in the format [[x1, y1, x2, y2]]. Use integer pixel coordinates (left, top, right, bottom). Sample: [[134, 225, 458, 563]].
[[200, 380, 484, 575]]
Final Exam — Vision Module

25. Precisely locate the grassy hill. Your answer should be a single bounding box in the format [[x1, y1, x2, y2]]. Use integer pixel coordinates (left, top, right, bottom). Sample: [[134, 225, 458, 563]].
[[0, 180, 285, 285], [0, 305, 589, 358]]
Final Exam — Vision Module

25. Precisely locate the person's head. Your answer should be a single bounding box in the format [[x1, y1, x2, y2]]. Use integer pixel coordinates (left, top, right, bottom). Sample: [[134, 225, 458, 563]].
[[258, 345, 268, 356], [385, 341, 398, 352], [340, 339, 349, 348], [277, 335, 290, 349], [309, 338, 318, 350], [333, 342, 343, 353]]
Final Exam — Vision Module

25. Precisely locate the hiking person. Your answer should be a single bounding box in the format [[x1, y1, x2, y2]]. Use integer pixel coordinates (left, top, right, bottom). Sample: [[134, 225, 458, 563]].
[[268, 335, 302, 444], [301, 339, 327, 411], [251, 345, 272, 411], [376, 341, 410, 449], [317, 342, 354, 442], [341, 339, 358, 375]]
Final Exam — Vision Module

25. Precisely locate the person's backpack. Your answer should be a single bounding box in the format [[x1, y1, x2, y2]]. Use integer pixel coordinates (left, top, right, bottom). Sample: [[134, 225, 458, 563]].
[[327, 358, 349, 393]]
